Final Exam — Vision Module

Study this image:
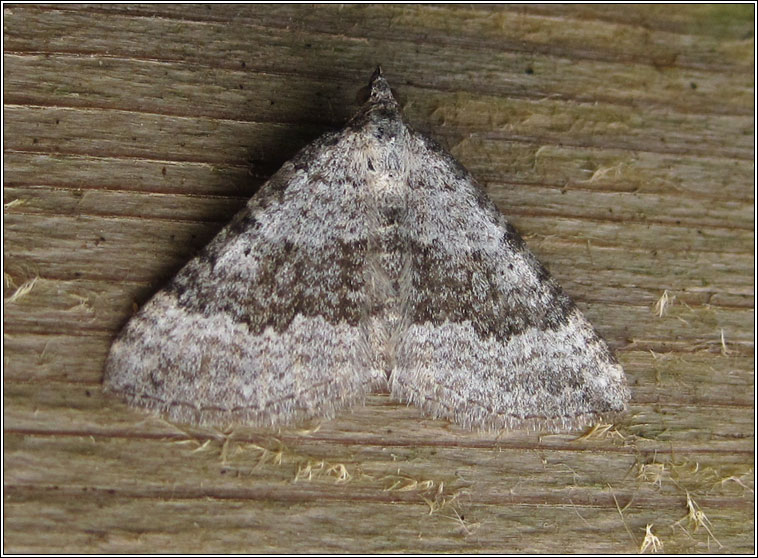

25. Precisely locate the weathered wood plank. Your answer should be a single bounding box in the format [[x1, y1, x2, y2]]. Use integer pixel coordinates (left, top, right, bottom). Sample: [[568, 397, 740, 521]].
[[4, 432, 752, 512], [515, 3, 755, 40], [3, 243, 754, 315], [4, 330, 754, 410], [50, 3, 757, 69], [2, 416, 753, 553], [3, 152, 257, 195], [5, 160, 754, 229], [4, 6, 753, 115], [5, 212, 753, 286], [3, 4, 753, 554], [1, 295, 749, 354], [4, 54, 754, 159], [5, 486, 751, 553], [3, 332, 112, 383], [4, 207, 754, 296], [2, 272, 754, 353], [4, 385, 755, 454]]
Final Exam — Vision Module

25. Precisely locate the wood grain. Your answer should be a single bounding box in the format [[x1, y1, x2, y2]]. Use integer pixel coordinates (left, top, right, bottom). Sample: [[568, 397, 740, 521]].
[[4, 4, 754, 553]]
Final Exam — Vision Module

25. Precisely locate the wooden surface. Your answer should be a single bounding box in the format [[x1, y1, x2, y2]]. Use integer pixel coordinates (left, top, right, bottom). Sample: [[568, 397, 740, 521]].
[[3, 4, 754, 553]]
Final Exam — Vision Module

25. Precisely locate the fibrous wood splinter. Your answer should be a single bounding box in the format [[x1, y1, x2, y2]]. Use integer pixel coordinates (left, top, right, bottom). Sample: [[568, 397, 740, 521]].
[[104, 68, 630, 430]]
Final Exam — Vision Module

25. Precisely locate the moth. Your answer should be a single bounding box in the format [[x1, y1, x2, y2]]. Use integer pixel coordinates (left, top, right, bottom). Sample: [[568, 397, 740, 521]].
[[104, 68, 630, 430]]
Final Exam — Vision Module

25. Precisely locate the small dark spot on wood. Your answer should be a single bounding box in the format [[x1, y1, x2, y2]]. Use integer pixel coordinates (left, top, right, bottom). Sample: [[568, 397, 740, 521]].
[[690, 82, 697, 89], [241, 61, 246, 68], [161, 167, 167, 176], [525, 66, 534, 75], [32, 138, 38, 144], [85, 390, 91, 397]]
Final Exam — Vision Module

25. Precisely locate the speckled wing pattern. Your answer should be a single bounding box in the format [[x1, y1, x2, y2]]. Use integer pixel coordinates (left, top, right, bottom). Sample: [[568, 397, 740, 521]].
[[104, 69, 630, 430]]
